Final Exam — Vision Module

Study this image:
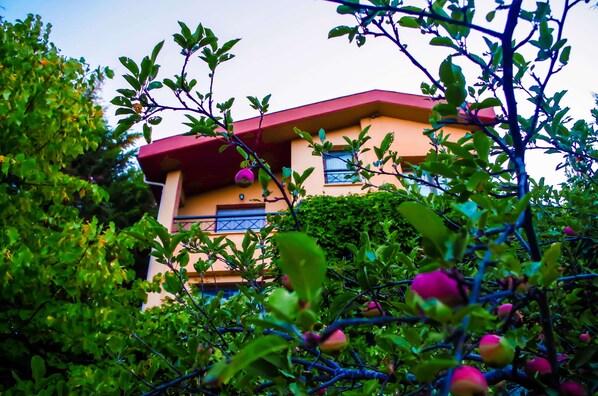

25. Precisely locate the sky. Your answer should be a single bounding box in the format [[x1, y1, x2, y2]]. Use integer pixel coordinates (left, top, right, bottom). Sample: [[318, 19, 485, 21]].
[[2, 0, 597, 183]]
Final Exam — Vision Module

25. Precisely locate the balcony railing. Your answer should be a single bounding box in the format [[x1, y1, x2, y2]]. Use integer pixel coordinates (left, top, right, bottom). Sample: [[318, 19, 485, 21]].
[[173, 212, 284, 233], [324, 169, 358, 184]]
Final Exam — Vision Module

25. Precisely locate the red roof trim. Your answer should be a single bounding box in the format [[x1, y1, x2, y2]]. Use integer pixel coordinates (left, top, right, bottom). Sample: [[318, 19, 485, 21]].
[[139, 89, 495, 160]]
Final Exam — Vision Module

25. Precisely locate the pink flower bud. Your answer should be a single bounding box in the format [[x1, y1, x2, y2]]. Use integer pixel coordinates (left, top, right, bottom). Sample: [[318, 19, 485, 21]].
[[450, 366, 488, 396], [410, 269, 466, 307]]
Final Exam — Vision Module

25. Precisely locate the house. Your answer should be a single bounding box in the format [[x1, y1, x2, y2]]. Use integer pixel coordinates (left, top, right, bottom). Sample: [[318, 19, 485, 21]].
[[138, 89, 495, 307]]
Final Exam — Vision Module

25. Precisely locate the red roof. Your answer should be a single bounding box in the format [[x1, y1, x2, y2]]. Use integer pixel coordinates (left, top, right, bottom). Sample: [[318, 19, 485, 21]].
[[138, 89, 496, 200]]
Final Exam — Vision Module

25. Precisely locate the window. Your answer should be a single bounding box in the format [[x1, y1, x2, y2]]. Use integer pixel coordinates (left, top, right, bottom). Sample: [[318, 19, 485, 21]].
[[200, 285, 239, 300], [196, 284, 239, 301], [215, 205, 266, 232], [401, 164, 446, 195], [323, 150, 357, 184]]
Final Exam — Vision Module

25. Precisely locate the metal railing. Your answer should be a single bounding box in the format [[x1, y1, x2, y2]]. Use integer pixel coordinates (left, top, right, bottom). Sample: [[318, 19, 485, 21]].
[[324, 169, 358, 184], [173, 212, 284, 233]]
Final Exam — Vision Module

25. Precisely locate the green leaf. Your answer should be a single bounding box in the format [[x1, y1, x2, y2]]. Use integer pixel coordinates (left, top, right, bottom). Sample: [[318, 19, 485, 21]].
[[119, 56, 139, 76], [31, 355, 46, 383], [147, 81, 163, 90], [473, 131, 491, 163], [274, 232, 326, 306], [445, 85, 467, 106], [267, 288, 299, 321], [328, 25, 354, 38], [470, 97, 502, 110], [539, 242, 562, 287], [413, 359, 457, 383], [559, 45, 571, 64], [204, 335, 290, 384], [151, 40, 165, 63], [430, 36, 456, 48], [318, 128, 326, 143], [236, 146, 248, 160], [434, 103, 458, 116], [398, 17, 421, 28], [398, 202, 449, 255], [104, 66, 114, 79], [143, 123, 152, 144], [282, 167, 292, 179]]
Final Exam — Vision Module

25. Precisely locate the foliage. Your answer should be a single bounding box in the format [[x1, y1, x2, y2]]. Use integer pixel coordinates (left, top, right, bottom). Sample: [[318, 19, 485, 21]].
[[68, 126, 157, 278], [0, 15, 156, 394], [284, 193, 420, 260], [69, 127, 156, 231], [109, 1, 598, 395]]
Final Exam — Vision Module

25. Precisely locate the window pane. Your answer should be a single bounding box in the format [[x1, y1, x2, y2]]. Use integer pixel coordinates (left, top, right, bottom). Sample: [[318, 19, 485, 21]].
[[197, 285, 239, 301], [216, 206, 266, 232], [324, 151, 355, 184], [402, 165, 446, 195]]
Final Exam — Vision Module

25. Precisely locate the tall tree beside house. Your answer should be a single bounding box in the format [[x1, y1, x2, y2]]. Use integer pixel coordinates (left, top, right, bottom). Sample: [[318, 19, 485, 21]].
[[111, 1, 596, 395], [0, 15, 157, 393], [68, 126, 157, 279]]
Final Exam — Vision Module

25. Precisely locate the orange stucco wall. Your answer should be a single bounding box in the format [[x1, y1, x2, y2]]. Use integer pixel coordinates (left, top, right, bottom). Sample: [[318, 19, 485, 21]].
[[291, 116, 469, 196], [177, 172, 288, 219]]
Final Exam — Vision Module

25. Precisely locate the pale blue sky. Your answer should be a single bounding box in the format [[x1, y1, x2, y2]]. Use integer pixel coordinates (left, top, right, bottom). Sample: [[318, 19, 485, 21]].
[[2, 1, 597, 182]]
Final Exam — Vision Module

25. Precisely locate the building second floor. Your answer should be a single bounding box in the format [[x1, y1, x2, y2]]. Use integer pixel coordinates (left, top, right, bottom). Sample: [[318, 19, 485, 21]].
[[137, 89, 495, 305]]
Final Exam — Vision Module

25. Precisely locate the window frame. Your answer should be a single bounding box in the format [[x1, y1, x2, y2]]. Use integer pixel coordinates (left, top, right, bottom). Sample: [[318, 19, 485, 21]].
[[322, 149, 359, 185], [401, 163, 447, 195], [215, 204, 266, 233]]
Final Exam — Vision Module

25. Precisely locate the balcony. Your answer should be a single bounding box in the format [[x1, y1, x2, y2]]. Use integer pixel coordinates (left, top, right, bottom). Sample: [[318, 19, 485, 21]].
[[173, 212, 284, 233]]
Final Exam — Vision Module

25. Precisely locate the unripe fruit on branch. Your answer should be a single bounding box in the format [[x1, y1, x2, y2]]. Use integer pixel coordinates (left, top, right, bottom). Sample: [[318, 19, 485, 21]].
[[411, 269, 466, 307], [498, 276, 529, 293], [362, 301, 383, 317], [579, 333, 591, 343], [497, 303, 513, 321], [525, 357, 551, 379], [563, 226, 576, 236], [234, 168, 254, 188], [282, 274, 293, 291], [449, 366, 488, 396], [197, 344, 213, 356], [318, 329, 348, 353], [479, 334, 514, 368], [301, 331, 321, 348], [558, 382, 587, 396]]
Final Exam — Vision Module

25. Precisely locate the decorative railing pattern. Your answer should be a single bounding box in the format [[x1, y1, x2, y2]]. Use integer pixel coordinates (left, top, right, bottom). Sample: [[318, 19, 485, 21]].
[[173, 212, 283, 233], [324, 168, 358, 184]]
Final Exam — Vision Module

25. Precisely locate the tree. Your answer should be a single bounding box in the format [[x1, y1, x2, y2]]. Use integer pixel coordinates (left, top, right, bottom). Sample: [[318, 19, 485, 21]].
[[68, 126, 157, 279], [0, 15, 156, 394], [111, 1, 597, 394]]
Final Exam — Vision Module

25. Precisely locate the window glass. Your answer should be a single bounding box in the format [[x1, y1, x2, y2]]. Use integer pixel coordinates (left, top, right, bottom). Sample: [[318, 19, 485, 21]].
[[197, 284, 239, 301], [215, 206, 265, 232], [204, 286, 239, 300], [401, 164, 446, 195], [323, 151, 356, 184]]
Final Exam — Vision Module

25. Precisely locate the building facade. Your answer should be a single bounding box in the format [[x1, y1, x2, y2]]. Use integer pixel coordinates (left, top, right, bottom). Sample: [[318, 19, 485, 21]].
[[138, 90, 494, 307]]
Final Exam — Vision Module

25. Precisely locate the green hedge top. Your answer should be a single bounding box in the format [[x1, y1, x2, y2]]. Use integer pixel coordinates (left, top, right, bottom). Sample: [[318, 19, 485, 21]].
[[285, 192, 419, 260]]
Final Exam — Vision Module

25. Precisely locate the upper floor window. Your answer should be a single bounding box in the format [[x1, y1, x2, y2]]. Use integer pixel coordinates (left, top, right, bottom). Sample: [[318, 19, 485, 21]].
[[323, 150, 357, 184], [401, 164, 447, 195], [197, 284, 240, 301], [215, 205, 265, 232]]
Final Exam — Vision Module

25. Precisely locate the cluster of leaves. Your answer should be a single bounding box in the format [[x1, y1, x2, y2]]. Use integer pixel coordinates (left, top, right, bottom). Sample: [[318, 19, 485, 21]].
[[106, 1, 597, 395], [280, 193, 420, 260], [0, 15, 159, 394], [67, 126, 157, 279]]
